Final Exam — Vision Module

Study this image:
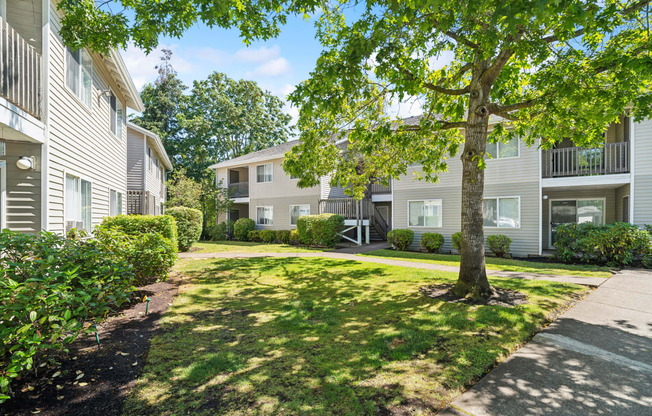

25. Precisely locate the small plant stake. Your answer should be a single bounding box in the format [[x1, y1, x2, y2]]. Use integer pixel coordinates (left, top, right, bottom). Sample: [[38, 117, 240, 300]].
[[144, 296, 151, 314], [92, 325, 100, 347]]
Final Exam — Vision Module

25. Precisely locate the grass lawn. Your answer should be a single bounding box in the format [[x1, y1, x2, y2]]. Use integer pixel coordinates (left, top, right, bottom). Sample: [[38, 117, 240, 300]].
[[193, 240, 326, 253], [124, 257, 588, 415], [360, 249, 612, 278]]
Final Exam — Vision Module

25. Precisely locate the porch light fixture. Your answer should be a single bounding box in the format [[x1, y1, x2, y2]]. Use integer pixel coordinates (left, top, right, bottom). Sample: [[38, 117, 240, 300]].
[[16, 156, 35, 170], [543, 195, 549, 200]]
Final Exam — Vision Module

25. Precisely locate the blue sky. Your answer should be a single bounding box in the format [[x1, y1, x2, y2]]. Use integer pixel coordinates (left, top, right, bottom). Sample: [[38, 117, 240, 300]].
[[122, 15, 324, 123]]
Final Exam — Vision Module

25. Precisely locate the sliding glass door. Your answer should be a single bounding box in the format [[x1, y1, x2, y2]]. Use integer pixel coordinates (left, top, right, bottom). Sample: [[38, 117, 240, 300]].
[[550, 199, 604, 247]]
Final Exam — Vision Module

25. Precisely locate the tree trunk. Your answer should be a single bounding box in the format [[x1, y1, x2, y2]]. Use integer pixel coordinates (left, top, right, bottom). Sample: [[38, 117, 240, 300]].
[[454, 80, 494, 300]]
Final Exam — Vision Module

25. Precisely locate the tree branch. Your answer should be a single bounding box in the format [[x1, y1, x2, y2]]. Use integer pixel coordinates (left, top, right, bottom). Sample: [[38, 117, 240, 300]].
[[400, 120, 467, 131], [431, 18, 480, 49], [402, 68, 471, 96]]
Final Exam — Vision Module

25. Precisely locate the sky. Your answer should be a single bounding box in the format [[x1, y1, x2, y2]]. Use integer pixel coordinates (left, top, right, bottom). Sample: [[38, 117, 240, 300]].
[[121, 15, 326, 124]]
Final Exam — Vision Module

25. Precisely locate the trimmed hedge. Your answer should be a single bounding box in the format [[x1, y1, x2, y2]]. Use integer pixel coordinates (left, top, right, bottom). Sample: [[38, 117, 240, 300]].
[[260, 230, 276, 244], [234, 218, 256, 241], [451, 232, 462, 251], [296, 214, 345, 247], [289, 229, 300, 245], [555, 222, 651, 267], [167, 207, 203, 252], [277, 230, 291, 244], [388, 229, 414, 251], [420, 232, 445, 253], [248, 230, 261, 242], [100, 214, 177, 249], [0, 230, 136, 402], [487, 235, 512, 258]]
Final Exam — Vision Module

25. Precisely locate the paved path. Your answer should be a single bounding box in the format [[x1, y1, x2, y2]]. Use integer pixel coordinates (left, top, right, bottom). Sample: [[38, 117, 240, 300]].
[[440, 269, 652, 416], [179, 251, 608, 286]]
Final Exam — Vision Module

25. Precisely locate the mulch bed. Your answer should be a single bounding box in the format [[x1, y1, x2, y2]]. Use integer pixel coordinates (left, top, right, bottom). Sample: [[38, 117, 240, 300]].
[[0, 274, 183, 416], [419, 284, 528, 307]]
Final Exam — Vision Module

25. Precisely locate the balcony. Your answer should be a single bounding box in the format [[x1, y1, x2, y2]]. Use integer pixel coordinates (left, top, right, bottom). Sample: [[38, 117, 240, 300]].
[[228, 181, 249, 198], [370, 181, 391, 195], [541, 142, 629, 178], [0, 15, 42, 119]]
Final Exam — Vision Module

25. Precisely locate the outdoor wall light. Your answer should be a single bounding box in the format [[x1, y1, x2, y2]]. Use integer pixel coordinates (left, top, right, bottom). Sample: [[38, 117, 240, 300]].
[[543, 195, 549, 200], [16, 156, 35, 170]]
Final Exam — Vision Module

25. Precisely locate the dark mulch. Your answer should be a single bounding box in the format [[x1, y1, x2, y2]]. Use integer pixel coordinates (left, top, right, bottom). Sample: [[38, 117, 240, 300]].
[[419, 284, 528, 307], [0, 274, 182, 416]]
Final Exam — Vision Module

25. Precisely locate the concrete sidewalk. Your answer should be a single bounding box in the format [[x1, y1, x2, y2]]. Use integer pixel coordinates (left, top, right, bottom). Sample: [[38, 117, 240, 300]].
[[440, 269, 652, 416], [179, 250, 608, 287]]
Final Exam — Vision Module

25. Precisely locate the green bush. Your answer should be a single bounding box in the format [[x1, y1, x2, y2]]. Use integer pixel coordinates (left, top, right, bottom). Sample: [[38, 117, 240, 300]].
[[166, 207, 203, 251], [289, 229, 301, 245], [451, 232, 462, 251], [260, 229, 276, 244], [234, 218, 256, 241], [420, 232, 445, 253], [555, 222, 651, 267], [248, 230, 261, 242], [207, 220, 234, 241], [487, 235, 512, 258], [99, 215, 178, 250], [296, 214, 345, 247], [0, 230, 136, 402], [277, 230, 291, 244], [387, 229, 414, 251]]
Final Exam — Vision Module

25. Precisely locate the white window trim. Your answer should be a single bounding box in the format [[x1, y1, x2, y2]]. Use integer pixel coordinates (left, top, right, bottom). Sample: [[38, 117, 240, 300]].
[[486, 136, 520, 161], [64, 47, 93, 110], [289, 204, 311, 226], [109, 189, 123, 216], [147, 147, 153, 171], [256, 205, 274, 226], [407, 199, 443, 228], [108, 90, 124, 139], [256, 163, 273, 183], [483, 196, 522, 229], [548, 197, 606, 248], [63, 171, 93, 232]]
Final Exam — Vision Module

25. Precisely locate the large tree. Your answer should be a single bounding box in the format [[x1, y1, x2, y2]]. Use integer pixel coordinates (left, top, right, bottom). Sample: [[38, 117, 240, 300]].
[[60, 0, 652, 299]]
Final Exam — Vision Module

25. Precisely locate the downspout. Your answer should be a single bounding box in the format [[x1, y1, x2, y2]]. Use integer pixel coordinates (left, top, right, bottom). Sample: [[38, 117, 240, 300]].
[[40, 0, 51, 231]]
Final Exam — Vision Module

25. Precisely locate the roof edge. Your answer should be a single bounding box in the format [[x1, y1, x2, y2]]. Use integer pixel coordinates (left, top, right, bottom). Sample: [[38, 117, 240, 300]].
[[127, 122, 173, 170]]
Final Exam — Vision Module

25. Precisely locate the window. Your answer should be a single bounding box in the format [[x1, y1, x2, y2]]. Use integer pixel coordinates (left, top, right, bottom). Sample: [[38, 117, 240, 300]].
[[66, 47, 92, 107], [109, 190, 123, 216], [256, 206, 274, 225], [483, 197, 520, 228], [65, 174, 92, 231], [155, 158, 160, 179], [256, 163, 273, 183], [486, 136, 519, 159], [623, 196, 630, 223], [109, 93, 123, 138], [290, 204, 310, 225], [147, 147, 152, 171], [408, 200, 442, 227]]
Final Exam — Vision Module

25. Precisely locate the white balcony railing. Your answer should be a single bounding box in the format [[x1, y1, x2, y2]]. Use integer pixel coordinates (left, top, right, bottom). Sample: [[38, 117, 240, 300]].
[[228, 181, 249, 198], [542, 142, 629, 178], [0, 15, 42, 119]]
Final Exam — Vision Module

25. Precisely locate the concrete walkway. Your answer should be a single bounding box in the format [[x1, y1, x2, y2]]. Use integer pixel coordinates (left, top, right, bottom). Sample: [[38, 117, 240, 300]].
[[440, 269, 652, 416], [179, 250, 608, 286]]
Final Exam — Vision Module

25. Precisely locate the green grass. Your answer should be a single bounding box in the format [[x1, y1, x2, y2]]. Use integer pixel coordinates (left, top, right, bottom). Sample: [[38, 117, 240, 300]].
[[124, 257, 588, 415], [360, 249, 612, 278], [193, 240, 326, 253]]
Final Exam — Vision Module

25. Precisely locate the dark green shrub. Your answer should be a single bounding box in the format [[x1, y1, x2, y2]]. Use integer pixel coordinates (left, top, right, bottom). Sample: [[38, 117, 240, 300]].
[[555, 222, 651, 267], [387, 229, 414, 251], [277, 230, 291, 244], [207, 220, 234, 241], [260, 229, 276, 244], [289, 229, 300, 245], [248, 230, 261, 242], [234, 218, 256, 241], [99, 214, 177, 250], [166, 207, 203, 251], [487, 235, 512, 258], [0, 230, 136, 402], [296, 214, 345, 247], [451, 232, 462, 251], [420, 232, 445, 253]]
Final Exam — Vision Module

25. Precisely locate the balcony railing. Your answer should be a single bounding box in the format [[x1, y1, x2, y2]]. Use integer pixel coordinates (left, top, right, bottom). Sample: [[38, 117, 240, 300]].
[[542, 142, 629, 178], [319, 198, 374, 219], [0, 16, 42, 119], [228, 181, 249, 198], [370, 182, 391, 195]]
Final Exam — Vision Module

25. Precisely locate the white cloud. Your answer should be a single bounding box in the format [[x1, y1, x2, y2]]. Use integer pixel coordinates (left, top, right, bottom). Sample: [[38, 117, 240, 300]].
[[247, 57, 292, 78], [235, 45, 281, 63]]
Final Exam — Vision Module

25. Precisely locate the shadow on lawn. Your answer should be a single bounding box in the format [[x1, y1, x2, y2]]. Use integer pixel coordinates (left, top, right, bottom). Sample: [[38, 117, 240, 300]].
[[123, 257, 585, 416]]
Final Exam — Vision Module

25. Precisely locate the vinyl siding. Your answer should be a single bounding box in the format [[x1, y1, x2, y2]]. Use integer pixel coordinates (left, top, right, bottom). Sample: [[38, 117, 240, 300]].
[[2, 141, 41, 232], [144, 138, 166, 209], [249, 195, 319, 230], [47, 5, 128, 232], [633, 118, 652, 225], [127, 130, 145, 190]]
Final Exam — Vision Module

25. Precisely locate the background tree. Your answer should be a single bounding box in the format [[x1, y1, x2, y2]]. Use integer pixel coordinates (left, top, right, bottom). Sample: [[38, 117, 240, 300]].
[[60, 0, 652, 299], [165, 168, 202, 211]]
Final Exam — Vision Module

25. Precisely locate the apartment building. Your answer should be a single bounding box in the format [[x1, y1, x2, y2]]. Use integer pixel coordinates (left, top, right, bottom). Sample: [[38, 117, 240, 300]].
[[126, 123, 172, 216], [214, 115, 651, 255], [0, 1, 168, 234]]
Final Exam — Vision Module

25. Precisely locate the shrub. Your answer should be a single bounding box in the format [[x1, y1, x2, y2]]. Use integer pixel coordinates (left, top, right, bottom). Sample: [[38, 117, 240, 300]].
[[167, 207, 203, 251], [0, 230, 136, 402], [99, 214, 178, 250], [297, 214, 345, 247], [277, 230, 291, 244], [260, 229, 277, 244], [451, 232, 462, 251], [234, 218, 256, 241], [289, 229, 301, 245], [248, 230, 261, 242], [487, 235, 512, 258], [555, 222, 651, 267], [207, 220, 234, 241], [420, 232, 445, 253], [387, 229, 414, 251]]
